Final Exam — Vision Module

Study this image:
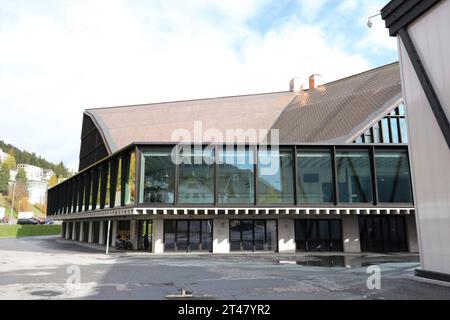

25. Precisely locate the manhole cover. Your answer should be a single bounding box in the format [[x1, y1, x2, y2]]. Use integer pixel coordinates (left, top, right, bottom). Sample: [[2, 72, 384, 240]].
[[30, 290, 63, 297]]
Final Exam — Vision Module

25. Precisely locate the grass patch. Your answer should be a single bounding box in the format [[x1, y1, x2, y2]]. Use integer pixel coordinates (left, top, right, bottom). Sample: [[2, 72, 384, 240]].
[[0, 224, 61, 238]]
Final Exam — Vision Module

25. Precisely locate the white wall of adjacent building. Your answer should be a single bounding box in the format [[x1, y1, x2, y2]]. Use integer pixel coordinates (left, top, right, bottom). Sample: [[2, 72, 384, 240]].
[[397, 0, 450, 275]]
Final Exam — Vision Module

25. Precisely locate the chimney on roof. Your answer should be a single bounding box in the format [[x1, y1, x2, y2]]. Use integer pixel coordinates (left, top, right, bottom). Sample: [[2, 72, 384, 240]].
[[308, 74, 321, 90]]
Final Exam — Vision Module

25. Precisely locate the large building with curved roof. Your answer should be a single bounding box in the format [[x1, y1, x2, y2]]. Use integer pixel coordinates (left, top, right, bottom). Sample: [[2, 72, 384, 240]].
[[48, 62, 418, 255]]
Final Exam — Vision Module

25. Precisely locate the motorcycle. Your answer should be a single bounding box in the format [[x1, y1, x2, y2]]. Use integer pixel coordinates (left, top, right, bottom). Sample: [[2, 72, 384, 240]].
[[115, 238, 133, 250]]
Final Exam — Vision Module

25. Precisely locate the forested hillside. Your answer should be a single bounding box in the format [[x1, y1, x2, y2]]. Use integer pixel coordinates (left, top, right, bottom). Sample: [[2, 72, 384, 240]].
[[0, 140, 69, 177]]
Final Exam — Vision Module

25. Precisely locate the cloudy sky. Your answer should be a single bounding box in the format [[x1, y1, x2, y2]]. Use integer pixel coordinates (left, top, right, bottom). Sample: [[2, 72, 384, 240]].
[[0, 0, 397, 170]]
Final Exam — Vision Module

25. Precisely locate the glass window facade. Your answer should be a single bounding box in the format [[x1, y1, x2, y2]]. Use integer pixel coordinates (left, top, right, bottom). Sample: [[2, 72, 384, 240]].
[[354, 104, 408, 144], [375, 150, 412, 203], [218, 148, 254, 204], [47, 145, 414, 216], [294, 219, 343, 252], [230, 219, 277, 251], [140, 149, 175, 204], [297, 149, 334, 203], [257, 149, 294, 204], [164, 219, 213, 252], [336, 150, 373, 203], [178, 147, 215, 204]]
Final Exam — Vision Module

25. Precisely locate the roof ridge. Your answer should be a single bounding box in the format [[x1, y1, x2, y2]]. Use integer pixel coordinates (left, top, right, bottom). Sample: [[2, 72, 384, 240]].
[[85, 90, 294, 111], [313, 61, 399, 89]]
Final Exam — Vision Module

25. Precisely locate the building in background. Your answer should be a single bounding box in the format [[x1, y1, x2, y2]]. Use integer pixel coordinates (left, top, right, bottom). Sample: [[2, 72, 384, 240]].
[[382, 0, 450, 282], [17, 164, 44, 181], [43, 169, 55, 181], [16, 164, 47, 205], [0, 149, 9, 163], [27, 180, 48, 204], [48, 62, 418, 254]]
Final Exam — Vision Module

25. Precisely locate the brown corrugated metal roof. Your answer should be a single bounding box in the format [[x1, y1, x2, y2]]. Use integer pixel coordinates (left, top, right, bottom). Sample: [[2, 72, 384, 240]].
[[272, 62, 402, 143], [86, 62, 401, 153]]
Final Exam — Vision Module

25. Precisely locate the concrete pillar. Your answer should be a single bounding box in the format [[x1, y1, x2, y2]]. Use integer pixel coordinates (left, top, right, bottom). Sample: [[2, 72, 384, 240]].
[[99, 221, 105, 245], [406, 215, 419, 253], [213, 219, 230, 253], [88, 221, 94, 243], [61, 222, 65, 238], [152, 219, 164, 254], [342, 215, 361, 253], [278, 218, 296, 253], [79, 221, 84, 242], [65, 222, 71, 239], [71, 222, 77, 241], [130, 220, 137, 250], [111, 220, 117, 245]]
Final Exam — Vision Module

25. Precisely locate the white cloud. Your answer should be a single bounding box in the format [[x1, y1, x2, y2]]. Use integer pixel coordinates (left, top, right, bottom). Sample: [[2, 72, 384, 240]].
[[0, 0, 392, 170]]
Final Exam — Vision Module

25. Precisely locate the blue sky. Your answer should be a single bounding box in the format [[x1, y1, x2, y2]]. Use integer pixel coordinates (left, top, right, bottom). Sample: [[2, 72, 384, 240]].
[[0, 0, 397, 170]]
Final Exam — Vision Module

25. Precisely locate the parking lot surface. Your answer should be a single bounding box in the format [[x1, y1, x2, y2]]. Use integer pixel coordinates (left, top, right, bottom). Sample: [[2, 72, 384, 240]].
[[0, 236, 449, 300]]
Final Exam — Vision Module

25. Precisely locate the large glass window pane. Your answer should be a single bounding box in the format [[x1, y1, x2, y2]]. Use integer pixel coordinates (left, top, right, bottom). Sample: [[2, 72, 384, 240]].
[[375, 149, 412, 203], [178, 147, 214, 204], [218, 148, 254, 204], [201, 220, 213, 251], [230, 220, 242, 251], [104, 163, 111, 208], [189, 220, 201, 251], [373, 122, 381, 143], [258, 149, 294, 204], [297, 149, 334, 203], [125, 152, 136, 205], [176, 220, 188, 251], [140, 149, 175, 204], [336, 150, 373, 203], [114, 158, 122, 207], [164, 220, 176, 251], [390, 118, 400, 143], [254, 220, 265, 251], [241, 220, 254, 251], [399, 118, 408, 143], [381, 118, 390, 143]]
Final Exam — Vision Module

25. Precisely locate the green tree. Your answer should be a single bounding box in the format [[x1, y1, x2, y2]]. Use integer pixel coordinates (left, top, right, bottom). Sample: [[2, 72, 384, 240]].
[[0, 162, 10, 194], [16, 168, 27, 184]]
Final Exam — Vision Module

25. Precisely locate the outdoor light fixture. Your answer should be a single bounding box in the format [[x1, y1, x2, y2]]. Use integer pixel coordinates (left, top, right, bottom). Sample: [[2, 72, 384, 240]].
[[367, 13, 381, 28]]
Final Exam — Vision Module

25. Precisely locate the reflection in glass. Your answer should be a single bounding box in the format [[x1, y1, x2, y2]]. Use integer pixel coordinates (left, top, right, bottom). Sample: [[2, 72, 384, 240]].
[[140, 149, 175, 204], [399, 118, 408, 143], [125, 152, 136, 205], [375, 150, 412, 203], [297, 150, 334, 203], [382, 118, 390, 143], [229, 219, 277, 252], [336, 150, 373, 203], [114, 158, 122, 207], [164, 220, 176, 251], [390, 118, 399, 143], [218, 148, 254, 204], [178, 148, 214, 204], [258, 150, 294, 204]]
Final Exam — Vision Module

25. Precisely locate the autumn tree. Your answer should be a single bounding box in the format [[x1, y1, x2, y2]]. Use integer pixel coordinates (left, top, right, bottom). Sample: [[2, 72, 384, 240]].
[[48, 175, 58, 188]]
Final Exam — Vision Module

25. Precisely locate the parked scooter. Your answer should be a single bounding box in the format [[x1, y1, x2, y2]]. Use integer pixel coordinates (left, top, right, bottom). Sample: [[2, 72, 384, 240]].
[[115, 235, 133, 250]]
